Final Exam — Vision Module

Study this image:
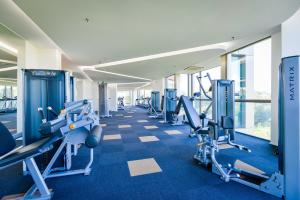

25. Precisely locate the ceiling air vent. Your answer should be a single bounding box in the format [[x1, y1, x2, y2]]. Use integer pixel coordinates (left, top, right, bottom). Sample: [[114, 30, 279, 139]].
[[183, 66, 204, 73]]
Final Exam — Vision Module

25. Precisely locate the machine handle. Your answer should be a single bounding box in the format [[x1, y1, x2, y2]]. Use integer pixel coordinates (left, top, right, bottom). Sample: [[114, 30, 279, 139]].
[[38, 107, 47, 123], [47, 106, 59, 117]]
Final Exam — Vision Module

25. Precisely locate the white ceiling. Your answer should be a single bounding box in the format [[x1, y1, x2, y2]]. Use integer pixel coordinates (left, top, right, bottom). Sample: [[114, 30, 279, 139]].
[[13, 0, 300, 65], [1, 1, 300, 84]]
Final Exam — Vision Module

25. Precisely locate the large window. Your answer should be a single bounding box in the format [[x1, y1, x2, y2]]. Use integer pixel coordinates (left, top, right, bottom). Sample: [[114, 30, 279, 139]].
[[0, 84, 17, 111], [117, 91, 132, 106], [227, 38, 271, 140], [144, 90, 151, 97], [178, 74, 188, 96], [166, 75, 175, 89]]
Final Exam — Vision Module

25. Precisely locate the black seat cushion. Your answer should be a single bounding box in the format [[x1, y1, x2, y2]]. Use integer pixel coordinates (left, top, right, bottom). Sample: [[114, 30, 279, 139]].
[[0, 122, 16, 156], [0, 137, 55, 169]]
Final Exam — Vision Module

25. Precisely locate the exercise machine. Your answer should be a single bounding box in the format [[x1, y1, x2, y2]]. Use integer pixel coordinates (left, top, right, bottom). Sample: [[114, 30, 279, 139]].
[[0, 99, 102, 199], [23, 69, 70, 172], [118, 97, 125, 110], [148, 91, 163, 119], [178, 80, 282, 197], [37, 100, 100, 178], [189, 73, 213, 137], [163, 88, 185, 125], [136, 96, 150, 109]]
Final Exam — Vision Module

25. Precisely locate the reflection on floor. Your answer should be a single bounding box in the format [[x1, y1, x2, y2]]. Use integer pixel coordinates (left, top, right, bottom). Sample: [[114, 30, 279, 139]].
[[0, 107, 279, 200]]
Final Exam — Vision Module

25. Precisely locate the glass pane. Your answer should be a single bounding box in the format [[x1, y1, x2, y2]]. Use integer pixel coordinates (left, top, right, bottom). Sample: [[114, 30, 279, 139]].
[[144, 90, 151, 97], [235, 102, 271, 140], [227, 38, 271, 139], [117, 91, 131, 106], [5, 86, 12, 98], [0, 86, 5, 98], [179, 74, 188, 96], [227, 38, 271, 100], [12, 86, 17, 98], [166, 75, 175, 89]]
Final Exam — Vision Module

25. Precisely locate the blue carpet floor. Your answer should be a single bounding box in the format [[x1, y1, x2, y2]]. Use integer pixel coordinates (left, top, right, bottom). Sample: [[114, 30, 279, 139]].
[[0, 107, 279, 200]]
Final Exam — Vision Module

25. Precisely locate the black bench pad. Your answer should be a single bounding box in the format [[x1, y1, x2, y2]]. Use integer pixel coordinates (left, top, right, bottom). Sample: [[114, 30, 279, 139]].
[[0, 137, 55, 169]]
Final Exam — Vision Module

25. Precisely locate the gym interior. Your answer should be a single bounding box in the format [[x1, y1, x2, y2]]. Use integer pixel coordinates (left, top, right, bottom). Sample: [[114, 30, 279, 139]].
[[0, 1, 300, 200]]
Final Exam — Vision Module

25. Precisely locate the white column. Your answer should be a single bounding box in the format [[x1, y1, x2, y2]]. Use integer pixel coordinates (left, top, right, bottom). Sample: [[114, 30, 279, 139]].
[[282, 9, 300, 58], [271, 32, 281, 146], [75, 79, 84, 100], [107, 83, 118, 111]]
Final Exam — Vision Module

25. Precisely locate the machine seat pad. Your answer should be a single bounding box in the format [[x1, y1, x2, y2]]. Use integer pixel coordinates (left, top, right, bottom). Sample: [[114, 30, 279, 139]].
[[0, 137, 55, 169], [177, 96, 202, 130]]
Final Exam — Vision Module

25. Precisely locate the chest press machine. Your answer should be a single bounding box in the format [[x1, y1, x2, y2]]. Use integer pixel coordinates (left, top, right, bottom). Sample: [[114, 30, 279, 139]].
[[0, 99, 102, 200]]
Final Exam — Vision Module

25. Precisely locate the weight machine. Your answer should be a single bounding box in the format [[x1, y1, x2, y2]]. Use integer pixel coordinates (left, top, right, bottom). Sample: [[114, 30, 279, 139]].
[[148, 91, 163, 119], [180, 77, 286, 199], [163, 88, 185, 125], [1, 99, 101, 200], [189, 73, 213, 137], [118, 97, 125, 110]]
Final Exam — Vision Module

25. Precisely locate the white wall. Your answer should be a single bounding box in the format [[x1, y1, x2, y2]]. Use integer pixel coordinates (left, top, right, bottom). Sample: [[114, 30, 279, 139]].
[[24, 42, 61, 69], [271, 31, 281, 146], [142, 78, 165, 95], [75, 79, 99, 112], [75, 79, 83, 100], [282, 8, 300, 58]]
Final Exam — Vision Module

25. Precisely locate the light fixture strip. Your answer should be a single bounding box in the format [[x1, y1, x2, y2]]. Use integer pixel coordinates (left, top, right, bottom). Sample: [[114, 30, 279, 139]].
[[84, 68, 151, 81], [0, 41, 18, 54], [92, 42, 228, 69]]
